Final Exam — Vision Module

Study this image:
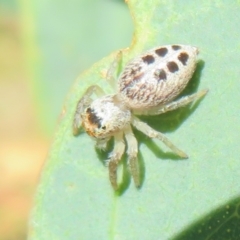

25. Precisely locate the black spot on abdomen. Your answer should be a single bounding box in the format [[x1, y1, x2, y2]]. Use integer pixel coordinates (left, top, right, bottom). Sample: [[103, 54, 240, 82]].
[[172, 45, 181, 50], [154, 69, 167, 81], [142, 55, 155, 64], [155, 47, 168, 57], [167, 61, 179, 73], [178, 52, 189, 65]]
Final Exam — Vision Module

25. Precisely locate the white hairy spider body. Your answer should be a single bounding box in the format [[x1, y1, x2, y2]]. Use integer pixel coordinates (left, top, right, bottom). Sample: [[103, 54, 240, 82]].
[[73, 44, 208, 190]]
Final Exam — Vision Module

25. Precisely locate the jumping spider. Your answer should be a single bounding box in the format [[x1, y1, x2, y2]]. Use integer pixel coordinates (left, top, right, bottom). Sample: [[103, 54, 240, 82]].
[[73, 45, 208, 190]]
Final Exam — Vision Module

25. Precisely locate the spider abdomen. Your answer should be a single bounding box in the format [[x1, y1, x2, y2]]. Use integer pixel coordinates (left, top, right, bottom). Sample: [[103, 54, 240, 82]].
[[118, 45, 198, 110]]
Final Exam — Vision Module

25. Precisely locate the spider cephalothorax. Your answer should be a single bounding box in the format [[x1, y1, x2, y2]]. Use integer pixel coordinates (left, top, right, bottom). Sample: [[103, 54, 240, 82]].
[[81, 95, 131, 139]]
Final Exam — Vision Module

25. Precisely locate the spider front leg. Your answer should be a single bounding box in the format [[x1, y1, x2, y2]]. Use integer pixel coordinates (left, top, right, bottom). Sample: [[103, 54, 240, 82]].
[[134, 89, 208, 116], [73, 85, 104, 135], [132, 117, 188, 158], [124, 126, 140, 188], [107, 132, 125, 190]]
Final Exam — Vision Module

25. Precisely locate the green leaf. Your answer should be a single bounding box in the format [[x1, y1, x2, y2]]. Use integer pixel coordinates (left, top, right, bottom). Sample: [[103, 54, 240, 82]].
[[28, 0, 240, 239]]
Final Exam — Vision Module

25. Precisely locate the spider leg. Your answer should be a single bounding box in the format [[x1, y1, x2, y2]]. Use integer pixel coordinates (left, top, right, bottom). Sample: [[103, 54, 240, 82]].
[[132, 117, 188, 158], [134, 89, 208, 116], [73, 85, 105, 135], [124, 126, 140, 188], [108, 132, 125, 190], [106, 51, 123, 90]]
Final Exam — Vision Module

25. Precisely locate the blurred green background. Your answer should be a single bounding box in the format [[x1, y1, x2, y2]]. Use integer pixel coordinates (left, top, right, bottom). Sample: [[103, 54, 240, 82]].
[[0, 0, 132, 239]]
